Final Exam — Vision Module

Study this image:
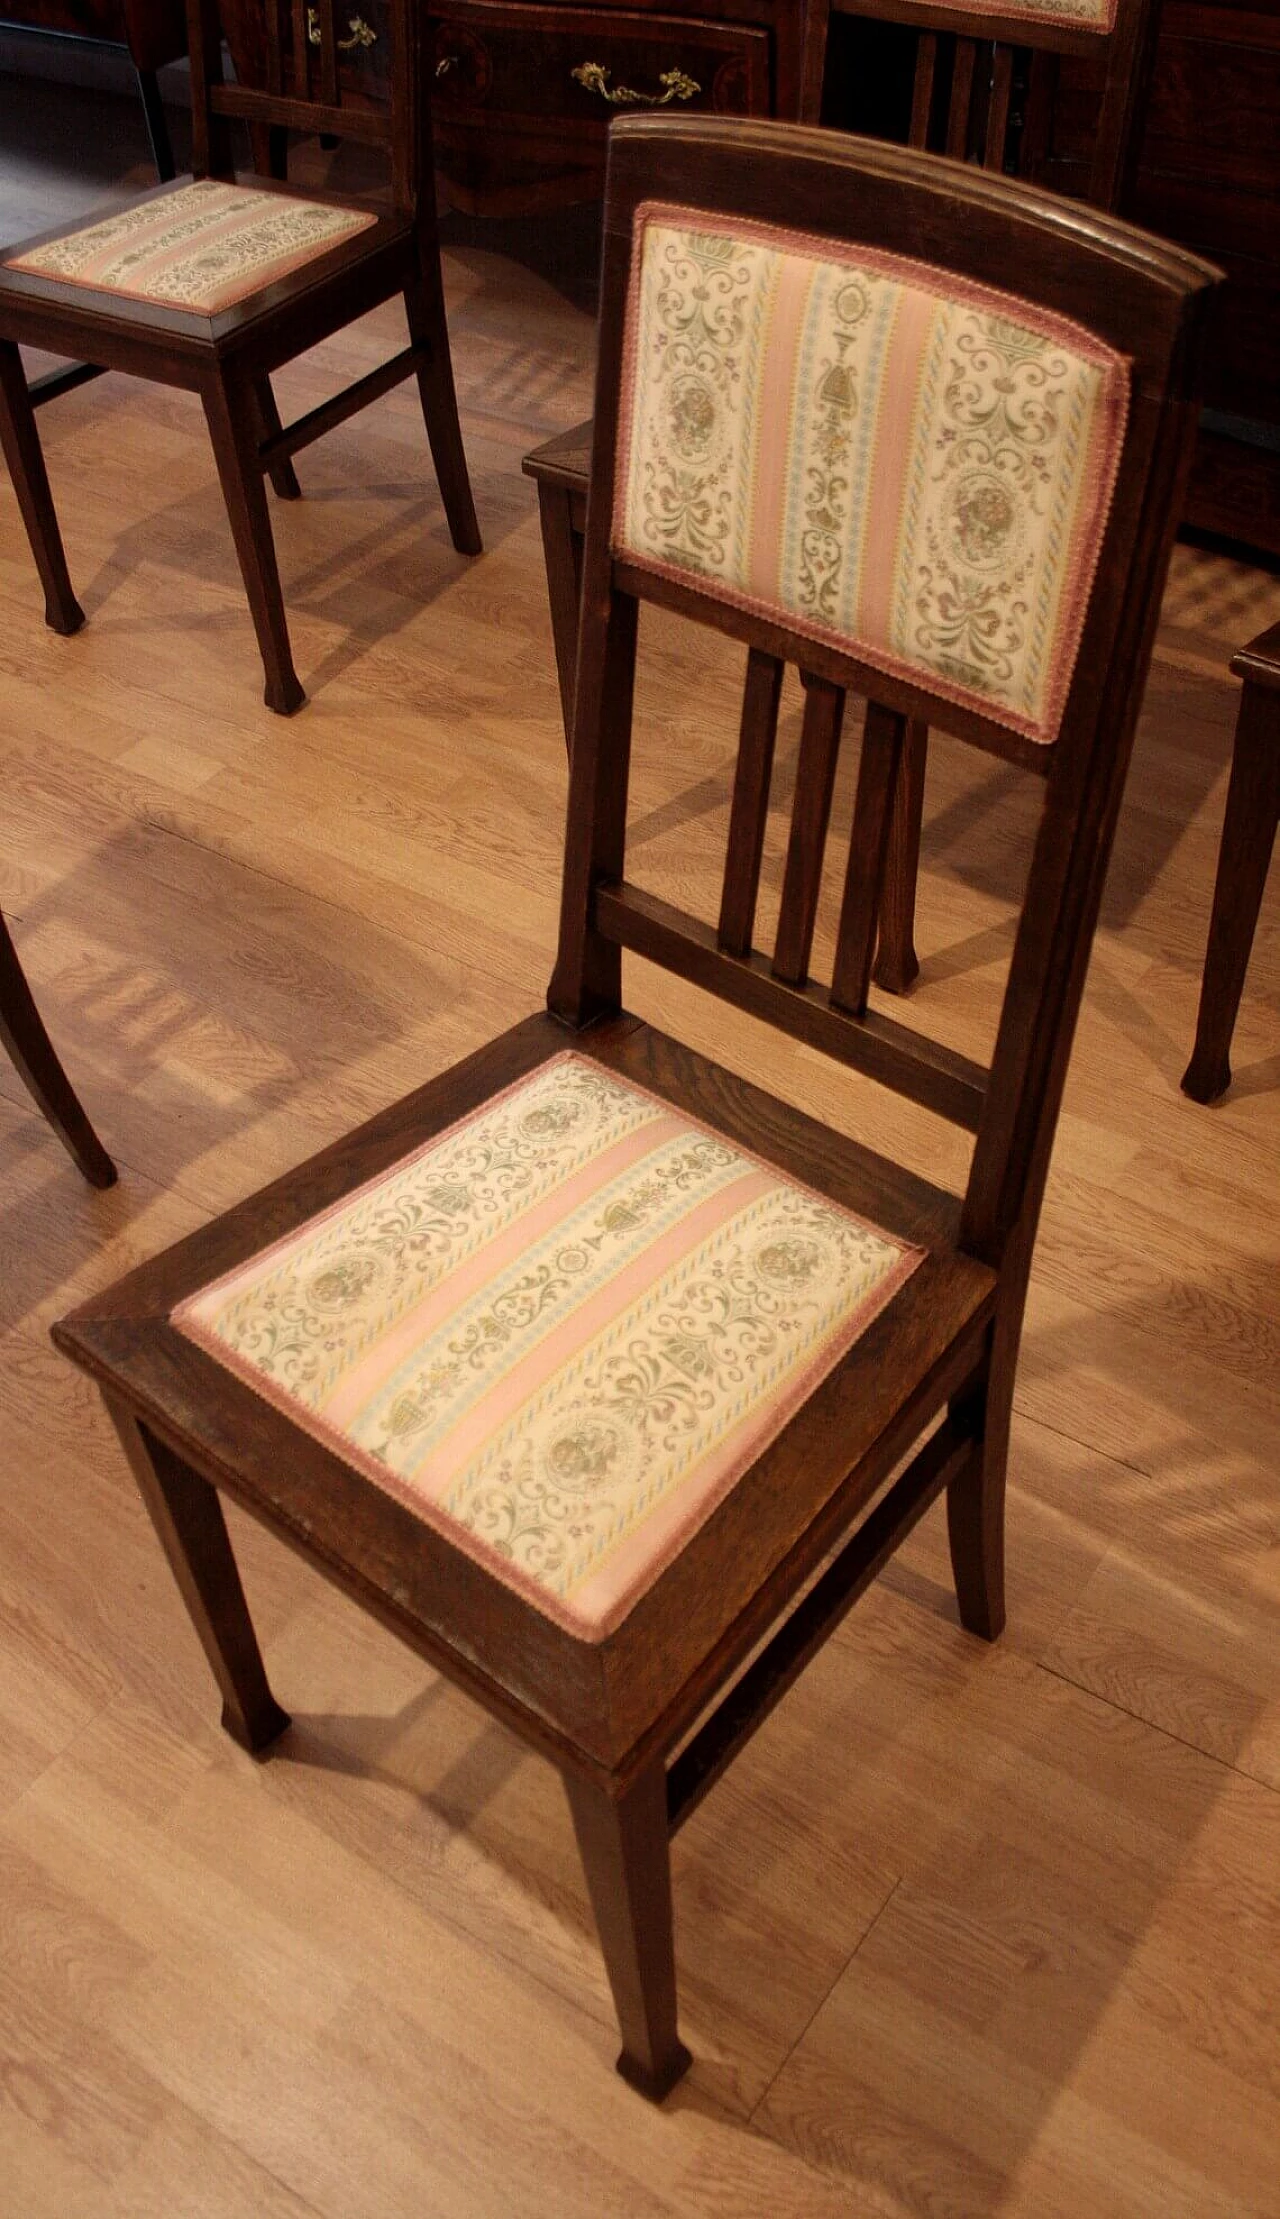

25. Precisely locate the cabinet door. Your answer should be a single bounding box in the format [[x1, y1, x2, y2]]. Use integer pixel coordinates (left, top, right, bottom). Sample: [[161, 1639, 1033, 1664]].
[[431, 2, 772, 213]]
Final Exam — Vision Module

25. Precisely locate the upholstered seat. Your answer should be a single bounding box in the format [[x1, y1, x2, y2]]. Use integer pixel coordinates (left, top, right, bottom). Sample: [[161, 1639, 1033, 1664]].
[[3, 179, 377, 318], [173, 1050, 921, 1638]]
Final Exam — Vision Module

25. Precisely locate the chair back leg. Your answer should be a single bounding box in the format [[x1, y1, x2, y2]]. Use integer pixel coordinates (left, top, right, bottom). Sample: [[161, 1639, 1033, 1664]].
[[201, 370, 306, 715], [253, 377, 303, 501], [403, 267, 482, 559], [1182, 672, 1280, 1102], [0, 341, 86, 636]]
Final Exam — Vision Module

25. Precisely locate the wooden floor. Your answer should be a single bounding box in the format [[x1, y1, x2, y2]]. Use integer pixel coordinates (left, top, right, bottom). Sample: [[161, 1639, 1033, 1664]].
[[2, 73, 1278, 2219]]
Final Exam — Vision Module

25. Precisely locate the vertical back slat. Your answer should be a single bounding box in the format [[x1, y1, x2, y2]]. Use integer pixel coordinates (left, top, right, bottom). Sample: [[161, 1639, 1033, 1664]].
[[830, 702, 908, 1017], [718, 649, 785, 957], [946, 38, 978, 159], [315, 0, 340, 106], [984, 44, 1015, 170], [291, 0, 312, 98], [266, 0, 285, 95], [772, 675, 846, 988], [909, 33, 938, 149]]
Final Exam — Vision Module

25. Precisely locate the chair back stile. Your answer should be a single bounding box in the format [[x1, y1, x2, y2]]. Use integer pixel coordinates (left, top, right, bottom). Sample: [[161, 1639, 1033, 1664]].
[[186, 0, 430, 221], [549, 120, 1216, 1296]]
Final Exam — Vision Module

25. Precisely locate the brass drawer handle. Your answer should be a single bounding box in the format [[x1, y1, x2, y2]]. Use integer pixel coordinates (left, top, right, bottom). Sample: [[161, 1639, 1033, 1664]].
[[306, 9, 378, 49], [571, 61, 700, 106]]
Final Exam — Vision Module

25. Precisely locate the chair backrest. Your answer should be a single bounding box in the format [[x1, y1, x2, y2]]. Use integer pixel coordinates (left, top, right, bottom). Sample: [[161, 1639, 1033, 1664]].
[[811, 0, 1160, 212], [187, 0, 430, 215], [549, 117, 1215, 1276]]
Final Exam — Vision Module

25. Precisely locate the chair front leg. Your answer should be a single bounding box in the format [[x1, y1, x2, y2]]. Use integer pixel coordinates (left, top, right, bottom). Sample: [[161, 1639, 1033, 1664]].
[[403, 264, 482, 559], [105, 1397, 291, 1755], [201, 370, 304, 714], [872, 716, 928, 995], [0, 340, 86, 636], [563, 1760, 692, 2102]]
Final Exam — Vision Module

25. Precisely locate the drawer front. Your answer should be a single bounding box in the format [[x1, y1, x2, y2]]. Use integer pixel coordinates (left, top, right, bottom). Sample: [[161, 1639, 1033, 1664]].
[[433, 4, 769, 123], [432, 3, 771, 210]]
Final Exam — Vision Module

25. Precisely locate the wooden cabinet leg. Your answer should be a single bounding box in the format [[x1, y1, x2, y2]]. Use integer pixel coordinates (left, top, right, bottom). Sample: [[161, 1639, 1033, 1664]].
[[404, 265, 482, 559], [105, 1400, 291, 1756], [872, 716, 927, 995], [563, 1761, 692, 2101], [1, 910, 115, 1186], [1181, 678, 1279, 1104], [201, 371, 305, 715], [0, 340, 86, 636]]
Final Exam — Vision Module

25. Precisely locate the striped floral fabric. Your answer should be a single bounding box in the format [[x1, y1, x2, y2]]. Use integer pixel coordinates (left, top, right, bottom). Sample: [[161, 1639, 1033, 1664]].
[[5, 180, 375, 316], [174, 1056, 922, 1639], [614, 208, 1129, 745], [911, 0, 1114, 25]]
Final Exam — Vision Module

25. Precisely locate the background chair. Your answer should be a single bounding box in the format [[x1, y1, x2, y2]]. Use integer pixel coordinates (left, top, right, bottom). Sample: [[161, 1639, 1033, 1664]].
[[524, 0, 1160, 990], [54, 119, 1215, 2098], [1181, 622, 1280, 1103], [2, 906, 115, 1184], [0, 0, 480, 714]]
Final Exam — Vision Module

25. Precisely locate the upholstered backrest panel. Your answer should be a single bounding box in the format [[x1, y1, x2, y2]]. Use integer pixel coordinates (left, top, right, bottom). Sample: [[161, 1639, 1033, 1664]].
[[907, 0, 1116, 27], [614, 206, 1129, 745]]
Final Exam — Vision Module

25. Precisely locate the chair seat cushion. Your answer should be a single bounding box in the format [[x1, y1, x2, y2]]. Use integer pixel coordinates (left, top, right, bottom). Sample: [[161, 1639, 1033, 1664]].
[[4, 179, 377, 316], [173, 1054, 923, 1638]]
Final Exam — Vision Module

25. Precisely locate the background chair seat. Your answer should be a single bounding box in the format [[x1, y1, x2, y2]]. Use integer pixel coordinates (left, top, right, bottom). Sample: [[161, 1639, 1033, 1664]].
[[4, 176, 377, 315]]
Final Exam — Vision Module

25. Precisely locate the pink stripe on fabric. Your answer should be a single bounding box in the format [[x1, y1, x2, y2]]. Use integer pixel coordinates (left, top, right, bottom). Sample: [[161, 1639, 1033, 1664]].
[[567, 1240, 925, 1628], [744, 254, 812, 608], [319, 1112, 686, 1431], [408, 1165, 774, 1489], [856, 284, 936, 649]]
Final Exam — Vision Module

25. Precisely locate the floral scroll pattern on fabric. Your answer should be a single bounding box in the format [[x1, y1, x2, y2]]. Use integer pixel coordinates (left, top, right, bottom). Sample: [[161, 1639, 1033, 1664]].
[[5, 181, 375, 316], [911, 0, 1114, 25], [174, 1055, 922, 1638], [614, 209, 1129, 745]]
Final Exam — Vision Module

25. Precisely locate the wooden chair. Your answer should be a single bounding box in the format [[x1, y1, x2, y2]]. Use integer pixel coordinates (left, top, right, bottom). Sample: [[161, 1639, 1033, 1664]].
[[1181, 623, 1280, 1103], [524, 0, 1160, 986], [0, 0, 480, 715], [53, 119, 1215, 2098], [2, 908, 115, 1186]]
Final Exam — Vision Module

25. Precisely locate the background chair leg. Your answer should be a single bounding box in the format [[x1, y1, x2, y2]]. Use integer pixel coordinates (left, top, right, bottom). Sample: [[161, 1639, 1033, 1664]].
[[1, 910, 115, 1186], [253, 376, 302, 502], [872, 717, 927, 995], [563, 1762, 692, 2102], [0, 340, 86, 636], [536, 481, 584, 757], [404, 266, 482, 558], [201, 374, 305, 715], [1181, 679, 1279, 1104], [104, 1399, 291, 1755], [134, 65, 176, 183]]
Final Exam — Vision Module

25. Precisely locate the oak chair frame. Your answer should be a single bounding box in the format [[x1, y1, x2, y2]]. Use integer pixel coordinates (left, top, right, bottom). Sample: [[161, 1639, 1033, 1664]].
[[55, 120, 1215, 2099], [0, 0, 480, 714]]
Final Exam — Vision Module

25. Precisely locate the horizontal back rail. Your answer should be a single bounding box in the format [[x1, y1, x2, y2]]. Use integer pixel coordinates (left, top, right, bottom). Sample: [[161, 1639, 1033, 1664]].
[[595, 881, 989, 1129]]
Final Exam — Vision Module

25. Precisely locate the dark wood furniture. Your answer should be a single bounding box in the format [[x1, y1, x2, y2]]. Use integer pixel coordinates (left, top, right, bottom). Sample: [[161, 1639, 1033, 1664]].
[[527, 0, 1160, 992], [2, 906, 115, 1184], [1, 0, 184, 180], [0, 0, 480, 714], [53, 118, 1214, 2098], [1181, 624, 1279, 1103]]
